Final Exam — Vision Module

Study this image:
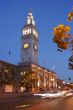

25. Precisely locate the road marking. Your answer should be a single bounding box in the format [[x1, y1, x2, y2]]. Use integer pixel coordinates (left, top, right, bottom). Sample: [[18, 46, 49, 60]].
[[15, 97, 67, 109], [15, 104, 30, 108]]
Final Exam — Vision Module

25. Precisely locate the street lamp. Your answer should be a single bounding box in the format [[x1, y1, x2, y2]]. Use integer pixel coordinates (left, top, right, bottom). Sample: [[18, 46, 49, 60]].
[[62, 81, 65, 84]]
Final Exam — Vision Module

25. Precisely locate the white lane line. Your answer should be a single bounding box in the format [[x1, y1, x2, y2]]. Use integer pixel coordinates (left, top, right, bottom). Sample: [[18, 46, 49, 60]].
[[15, 104, 30, 108]]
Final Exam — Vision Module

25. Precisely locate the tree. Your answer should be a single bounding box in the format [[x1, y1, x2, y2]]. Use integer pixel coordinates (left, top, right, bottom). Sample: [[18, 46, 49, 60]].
[[5, 66, 16, 85], [20, 71, 38, 91], [0, 62, 17, 92], [53, 8, 73, 70], [53, 24, 70, 50], [67, 11, 73, 22]]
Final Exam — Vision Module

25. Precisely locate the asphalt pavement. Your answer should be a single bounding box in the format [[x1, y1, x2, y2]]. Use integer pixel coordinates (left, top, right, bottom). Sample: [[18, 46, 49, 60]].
[[0, 95, 73, 110]]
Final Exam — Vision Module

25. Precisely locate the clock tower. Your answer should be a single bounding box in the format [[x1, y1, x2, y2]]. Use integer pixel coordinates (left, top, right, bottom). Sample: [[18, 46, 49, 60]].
[[20, 10, 38, 65]]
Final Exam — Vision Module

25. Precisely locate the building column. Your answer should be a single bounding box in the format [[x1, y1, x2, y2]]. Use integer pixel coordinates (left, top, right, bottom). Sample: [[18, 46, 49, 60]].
[[49, 75, 52, 91], [44, 74, 46, 90], [37, 73, 40, 92]]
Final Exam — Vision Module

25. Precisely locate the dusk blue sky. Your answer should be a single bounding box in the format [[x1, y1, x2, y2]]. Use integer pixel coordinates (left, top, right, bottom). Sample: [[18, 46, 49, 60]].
[[0, 0, 73, 82]]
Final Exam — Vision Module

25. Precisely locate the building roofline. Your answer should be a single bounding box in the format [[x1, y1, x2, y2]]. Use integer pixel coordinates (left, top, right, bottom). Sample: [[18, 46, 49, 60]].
[[18, 61, 56, 74], [0, 60, 17, 67]]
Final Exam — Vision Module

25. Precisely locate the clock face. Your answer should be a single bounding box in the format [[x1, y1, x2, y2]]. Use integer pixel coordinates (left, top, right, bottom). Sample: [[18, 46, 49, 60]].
[[23, 29, 31, 35], [24, 43, 29, 49]]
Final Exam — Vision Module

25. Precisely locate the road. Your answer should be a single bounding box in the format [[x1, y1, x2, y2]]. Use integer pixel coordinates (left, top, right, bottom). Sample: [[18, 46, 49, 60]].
[[25, 96, 73, 110], [0, 96, 73, 110]]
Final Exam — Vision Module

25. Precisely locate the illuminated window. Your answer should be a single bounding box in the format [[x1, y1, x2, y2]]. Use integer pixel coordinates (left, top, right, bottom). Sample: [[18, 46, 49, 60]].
[[20, 71, 25, 75], [20, 72, 23, 75], [23, 29, 31, 35]]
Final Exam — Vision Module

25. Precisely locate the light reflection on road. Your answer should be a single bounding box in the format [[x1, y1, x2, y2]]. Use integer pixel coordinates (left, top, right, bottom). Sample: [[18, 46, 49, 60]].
[[24, 97, 73, 110], [33, 91, 67, 98]]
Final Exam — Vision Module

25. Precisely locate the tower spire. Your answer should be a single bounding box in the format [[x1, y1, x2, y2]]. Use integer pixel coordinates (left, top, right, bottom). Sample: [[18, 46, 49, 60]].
[[20, 10, 38, 64], [26, 9, 35, 26], [29, 8, 32, 13]]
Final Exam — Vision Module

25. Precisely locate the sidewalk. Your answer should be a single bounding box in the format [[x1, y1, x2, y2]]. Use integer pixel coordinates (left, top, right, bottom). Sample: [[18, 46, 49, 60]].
[[0, 92, 32, 100]]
